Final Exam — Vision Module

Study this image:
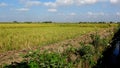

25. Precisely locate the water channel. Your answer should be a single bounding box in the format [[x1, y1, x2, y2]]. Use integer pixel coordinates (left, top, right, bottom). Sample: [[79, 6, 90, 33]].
[[94, 25, 120, 68]]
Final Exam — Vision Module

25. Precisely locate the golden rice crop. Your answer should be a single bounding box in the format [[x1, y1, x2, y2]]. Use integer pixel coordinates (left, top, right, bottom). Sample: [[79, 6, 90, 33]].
[[0, 23, 118, 52]]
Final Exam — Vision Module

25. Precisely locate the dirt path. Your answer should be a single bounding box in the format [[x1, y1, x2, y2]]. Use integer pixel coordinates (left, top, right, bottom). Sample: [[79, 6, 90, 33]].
[[0, 27, 115, 66]]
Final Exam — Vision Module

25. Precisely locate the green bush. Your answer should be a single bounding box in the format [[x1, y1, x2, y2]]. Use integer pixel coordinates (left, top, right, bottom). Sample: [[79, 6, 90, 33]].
[[90, 33, 110, 49], [27, 52, 72, 68], [4, 50, 73, 68], [79, 44, 95, 56], [82, 54, 96, 67], [90, 33, 101, 47], [79, 44, 96, 67]]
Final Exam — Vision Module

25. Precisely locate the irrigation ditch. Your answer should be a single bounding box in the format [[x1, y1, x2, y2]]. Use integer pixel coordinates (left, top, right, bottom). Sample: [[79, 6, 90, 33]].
[[94, 24, 120, 68]]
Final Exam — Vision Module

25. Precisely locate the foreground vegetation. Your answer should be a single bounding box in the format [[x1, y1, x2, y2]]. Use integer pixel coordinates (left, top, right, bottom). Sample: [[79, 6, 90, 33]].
[[0, 23, 117, 53]]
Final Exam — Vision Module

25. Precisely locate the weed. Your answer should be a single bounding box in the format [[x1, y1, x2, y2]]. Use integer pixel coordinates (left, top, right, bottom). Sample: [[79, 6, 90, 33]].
[[79, 44, 95, 56], [4, 50, 73, 68]]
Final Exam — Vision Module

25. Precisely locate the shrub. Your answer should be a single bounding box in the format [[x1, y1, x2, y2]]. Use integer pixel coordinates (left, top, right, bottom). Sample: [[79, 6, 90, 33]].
[[79, 44, 95, 56], [24, 22, 32, 24], [42, 21, 52, 23], [4, 50, 73, 68], [82, 54, 96, 67], [90, 33, 101, 47], [27, 52, 71, 68], [79, 44, 96, 67], [90, 33, 110, 48]]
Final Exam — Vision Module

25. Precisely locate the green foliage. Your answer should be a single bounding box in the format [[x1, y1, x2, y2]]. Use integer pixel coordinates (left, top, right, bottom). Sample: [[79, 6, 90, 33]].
[[79, 44, 96, 67], [13, 21, 19, 23], [79, 44, 95, 56], [82, 54, 96, 67], [90, 33, 110, 48], [4, 50, 73, 68], [101, 38, 109, 47], [27, 52, 73, 68], [42, 21, 52, 23], [65, 45, 77, 53], [24, 22, 32, 24], [90, 33, 101, 47]]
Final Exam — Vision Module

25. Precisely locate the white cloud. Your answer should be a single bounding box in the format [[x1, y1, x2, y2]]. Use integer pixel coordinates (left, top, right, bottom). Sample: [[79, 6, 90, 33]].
[[88, 12, 93, 15], [19, 0, 41, 7], [88, 12, 104, 16], [110, 0, 118, 3], [99, 0, 109, 2], [116, 12, 120, 16], [25, 1, 41, 7], [44, 2, 57, 8], [58, 12, 76, 16], [69, 12, 76, 16], [16, 8, 30, 12], [48, 8, 57, 12], [75, 0, 97, 5], [87, 12, 107, 21], [0, 2, 7, 7], [44, 0, 100, 8], [44, 0, 74, 8], [56, 0, 74, 5]]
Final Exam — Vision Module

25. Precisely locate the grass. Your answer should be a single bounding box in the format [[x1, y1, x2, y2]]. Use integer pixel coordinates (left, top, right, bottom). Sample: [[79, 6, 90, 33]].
[[0, 23, 118, 52]]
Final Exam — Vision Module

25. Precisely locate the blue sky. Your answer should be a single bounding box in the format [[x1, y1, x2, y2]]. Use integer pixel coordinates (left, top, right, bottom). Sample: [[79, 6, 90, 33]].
[[0, 0, 120, 22]]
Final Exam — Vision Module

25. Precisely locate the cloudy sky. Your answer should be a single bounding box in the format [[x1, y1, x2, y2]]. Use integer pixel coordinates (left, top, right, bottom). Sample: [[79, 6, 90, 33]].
[[0, 0, 120, 22]]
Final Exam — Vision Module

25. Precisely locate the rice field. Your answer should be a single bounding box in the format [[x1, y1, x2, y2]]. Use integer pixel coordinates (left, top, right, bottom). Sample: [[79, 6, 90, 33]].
[[0, 23, 118, 52]]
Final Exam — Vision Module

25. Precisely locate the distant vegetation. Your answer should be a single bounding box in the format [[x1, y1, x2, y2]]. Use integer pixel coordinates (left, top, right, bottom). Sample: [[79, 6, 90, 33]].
[[24, 22, 32, 24], [78, 21, 119, 24], [0, 21, 120, 24], [42, 21, 53, 23]]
